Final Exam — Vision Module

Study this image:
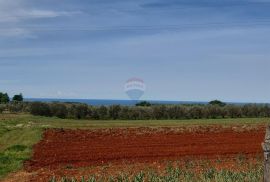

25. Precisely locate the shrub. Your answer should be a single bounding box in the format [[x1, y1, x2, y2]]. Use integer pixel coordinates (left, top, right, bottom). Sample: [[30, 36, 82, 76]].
[[153, 105, 167, 119], [68, 104, 89, 119], [189, 106, 204, 119], [118, 106, 130, 120], [30, 102, 51, 117], [6, 100, 270, 120], [207, 105, 223, 119], [226, 105, 242, 118], [0, 104, 5, 113], [7, 103, 24, 113], [109, 105, 121, 120], [90, 107, 100, 120], [50, 103, 68, 119], [174, 106, 188, 119], [97, 106, 108, 120]]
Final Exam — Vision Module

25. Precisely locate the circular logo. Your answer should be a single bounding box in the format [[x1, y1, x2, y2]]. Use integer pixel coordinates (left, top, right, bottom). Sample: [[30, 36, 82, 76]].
[[124, 78, 146, 101]]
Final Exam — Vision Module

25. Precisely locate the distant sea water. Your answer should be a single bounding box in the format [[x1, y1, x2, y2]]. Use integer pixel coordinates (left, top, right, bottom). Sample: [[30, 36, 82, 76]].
[[25, 98, 208, 106]]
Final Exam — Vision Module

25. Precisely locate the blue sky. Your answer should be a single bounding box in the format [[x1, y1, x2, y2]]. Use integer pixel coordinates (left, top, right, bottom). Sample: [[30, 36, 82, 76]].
[[0, 0, 270, 102]]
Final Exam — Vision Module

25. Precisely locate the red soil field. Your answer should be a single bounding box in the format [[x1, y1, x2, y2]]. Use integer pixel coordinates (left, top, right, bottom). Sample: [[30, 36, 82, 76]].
[[26, 126, 265, 170]]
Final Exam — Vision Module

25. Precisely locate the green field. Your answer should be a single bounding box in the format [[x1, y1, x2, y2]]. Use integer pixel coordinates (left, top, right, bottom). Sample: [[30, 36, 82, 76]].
[[0, 113, 269, 180]]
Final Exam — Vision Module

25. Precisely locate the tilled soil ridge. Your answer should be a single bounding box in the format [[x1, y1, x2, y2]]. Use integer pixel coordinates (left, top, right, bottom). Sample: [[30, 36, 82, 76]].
[[26, 126, 265, 170]]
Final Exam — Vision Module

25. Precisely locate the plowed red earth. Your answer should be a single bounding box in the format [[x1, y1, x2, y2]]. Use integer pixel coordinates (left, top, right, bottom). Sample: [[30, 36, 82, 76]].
[[26, 126, 265, 171]]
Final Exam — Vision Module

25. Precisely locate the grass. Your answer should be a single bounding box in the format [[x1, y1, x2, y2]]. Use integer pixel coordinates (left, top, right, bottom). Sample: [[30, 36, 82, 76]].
[[49, 170, 263, 182], [0, 117, 42, 179], [48, 163, 263, 182], [0, 144, 34, 178], [1, 113, 270, 130], [0, 113, 269, 180]]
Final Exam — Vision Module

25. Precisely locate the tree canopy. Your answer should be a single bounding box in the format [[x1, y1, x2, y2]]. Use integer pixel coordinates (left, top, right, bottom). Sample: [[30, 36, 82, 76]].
[[12, 93, 23, 102], [136, 101, 152, 107], [209, 100, 226, 107], [0, 92, 10, 103]]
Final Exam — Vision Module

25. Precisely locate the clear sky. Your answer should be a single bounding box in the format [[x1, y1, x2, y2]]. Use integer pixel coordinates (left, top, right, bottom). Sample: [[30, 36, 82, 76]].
[[0, 0, 270, 102]]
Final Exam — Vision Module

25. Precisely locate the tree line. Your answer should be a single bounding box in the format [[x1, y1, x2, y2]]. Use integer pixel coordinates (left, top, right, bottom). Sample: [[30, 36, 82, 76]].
[[1, 101, 270, 120], [0, 92, 23, 103], [0, 92, 23, 113]]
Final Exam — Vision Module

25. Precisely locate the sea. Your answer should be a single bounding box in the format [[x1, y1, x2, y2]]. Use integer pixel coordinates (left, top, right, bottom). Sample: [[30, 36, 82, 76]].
[[25, 98, 209, 106]]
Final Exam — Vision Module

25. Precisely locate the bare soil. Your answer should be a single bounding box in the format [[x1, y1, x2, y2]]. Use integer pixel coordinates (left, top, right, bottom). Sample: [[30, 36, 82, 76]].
[[20, 125, 265, 181]]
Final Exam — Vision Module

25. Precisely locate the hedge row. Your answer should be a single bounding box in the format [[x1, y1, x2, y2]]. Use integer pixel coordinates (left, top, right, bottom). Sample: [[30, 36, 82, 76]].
[[1, 102, 270, 120]]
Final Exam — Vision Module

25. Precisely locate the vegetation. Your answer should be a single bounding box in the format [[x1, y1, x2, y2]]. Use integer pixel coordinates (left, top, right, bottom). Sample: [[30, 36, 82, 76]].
[[1, 91, 269, 121], [0, 115, 42, 179], [0, 93, 268, 180], [136, 101, 152, 107], [209, 100, 226, 107], [0, 101, 269, 120], [0, 92, 24, 104], [12, 93, 23, 102], [0, 93, 9, 104], [0, 114, 269, 180], [24, 102, 270, 120], [29, 102, 52, 117], [49, 162, 263, 182], [0, 141, 40, 178], [0, 105, 5, 113]]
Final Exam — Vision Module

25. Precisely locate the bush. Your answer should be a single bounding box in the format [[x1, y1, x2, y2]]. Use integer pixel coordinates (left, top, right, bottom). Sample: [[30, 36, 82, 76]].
[[50, 103, 68, 119], [153, 105, 167, 119], [7, 103, 24, 113], [118, 106, 130, 120], [4, 100, 270, 120], [226, 105, 242, 118], [98, 106, 108, 120], [207, 105, 223, 119], [0, 104, 6, 113], [189, 106, 204, 119], [109, 105, 121, 120], [30, 102, 51, 117], [68, 104, 89, 119]]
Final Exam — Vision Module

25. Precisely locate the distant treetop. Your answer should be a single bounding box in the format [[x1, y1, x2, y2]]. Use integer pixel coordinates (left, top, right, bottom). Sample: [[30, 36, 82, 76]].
[[0, 92, 24, 103], [12, 93, 23, 102], [136, 101, 151, 107], [209, 100, 226, 107], [0, 92, 10, 103]]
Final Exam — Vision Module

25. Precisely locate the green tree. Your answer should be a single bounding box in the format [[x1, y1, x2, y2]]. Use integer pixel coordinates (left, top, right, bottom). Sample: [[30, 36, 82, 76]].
[[109, 105, 121, 120], [118, 106, 130, 120], [206, 105, 223, 119], [189, 106, 204, 119], [12, 93, 23, 102], [68, 104, 89, 119], [209, 100, 226, 107], [0, 92, 10, 103], [226, 105, 242, 118], [98, 106, 108, 119], [136, 101, 151, 107], [153, 105, 167, 119]]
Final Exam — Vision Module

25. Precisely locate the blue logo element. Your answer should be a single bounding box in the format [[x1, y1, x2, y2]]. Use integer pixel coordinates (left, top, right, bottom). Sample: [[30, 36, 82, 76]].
[[124, 78, 146, 101]]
